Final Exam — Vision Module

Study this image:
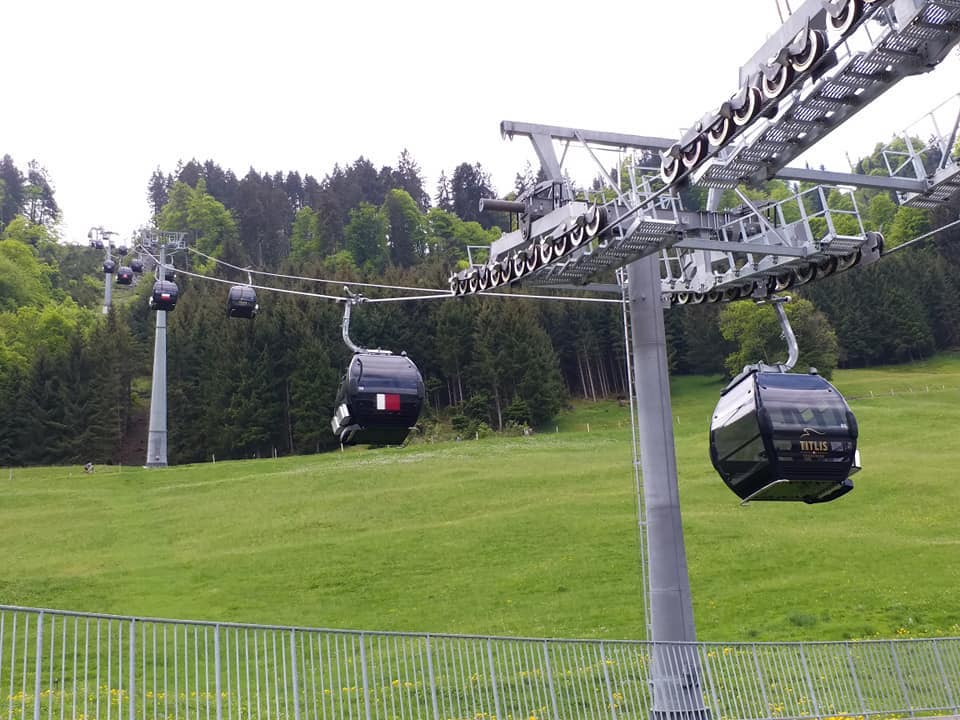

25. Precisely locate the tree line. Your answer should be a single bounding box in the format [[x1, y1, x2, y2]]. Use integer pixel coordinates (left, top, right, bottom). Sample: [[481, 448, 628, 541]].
[[0, 139, 958, 466]]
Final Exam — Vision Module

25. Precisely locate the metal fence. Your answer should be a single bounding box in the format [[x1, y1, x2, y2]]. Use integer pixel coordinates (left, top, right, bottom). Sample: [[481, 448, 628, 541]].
[[2, 605, 959, 720]]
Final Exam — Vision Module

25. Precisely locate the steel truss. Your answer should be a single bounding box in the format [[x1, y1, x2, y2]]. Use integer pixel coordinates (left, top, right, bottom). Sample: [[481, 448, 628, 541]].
[[448, 0, 960, 304]]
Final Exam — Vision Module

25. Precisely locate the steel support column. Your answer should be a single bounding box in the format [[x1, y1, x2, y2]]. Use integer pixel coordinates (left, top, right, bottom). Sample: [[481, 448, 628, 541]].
[[626, 254, 708, 720], [145, 245, 168, 468]]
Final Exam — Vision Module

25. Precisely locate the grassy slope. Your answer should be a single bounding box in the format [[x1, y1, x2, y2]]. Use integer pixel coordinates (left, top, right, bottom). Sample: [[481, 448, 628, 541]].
[[3, 356, 960, 643]]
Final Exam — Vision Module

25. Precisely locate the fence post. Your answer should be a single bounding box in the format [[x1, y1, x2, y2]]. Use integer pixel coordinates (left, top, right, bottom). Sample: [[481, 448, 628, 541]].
[[751, 644, 770, 716], [599, 642, 618, 720], [33, 612, 44, 720], [215, 625, 223, 720], [486, 639, 502, 720], [798, 644, 821, 718], [889, 640, 913, 715], [930, 639, 958, 712], [359, 633, 371, 720], [289, 630, 300, 720], [129, 619, 136, 720], [844, 642, 867, 716], [542, 641, 560, 720], [426, 635, 440, 720]]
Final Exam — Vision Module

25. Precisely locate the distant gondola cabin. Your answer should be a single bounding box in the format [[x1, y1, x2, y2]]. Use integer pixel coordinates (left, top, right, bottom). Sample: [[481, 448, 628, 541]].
[[709, 369, 859, 504], [331, 352, 425, 446], [102, 260, 116, 274], [116, 267, 133, 285], [130, 259, 144, 273], [226, 285, 258, 319], [149, 280, 179, 312]]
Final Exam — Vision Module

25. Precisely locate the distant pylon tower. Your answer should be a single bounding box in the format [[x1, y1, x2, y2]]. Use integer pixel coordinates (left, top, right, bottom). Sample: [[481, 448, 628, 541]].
[[89, 226, 117, 315], [143, 230, 187, 468]]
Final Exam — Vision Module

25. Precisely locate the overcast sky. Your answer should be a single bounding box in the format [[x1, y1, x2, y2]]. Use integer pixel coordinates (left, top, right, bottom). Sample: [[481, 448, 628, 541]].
[[5, 0, 959, 244]]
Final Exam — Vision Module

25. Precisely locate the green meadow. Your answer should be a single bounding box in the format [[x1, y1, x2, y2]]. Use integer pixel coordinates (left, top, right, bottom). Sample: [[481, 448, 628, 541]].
[[3, 355, 960, 643]]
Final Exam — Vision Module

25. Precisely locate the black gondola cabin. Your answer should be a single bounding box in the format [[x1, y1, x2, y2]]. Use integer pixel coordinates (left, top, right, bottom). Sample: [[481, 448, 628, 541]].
[[130, 259, 144, 273], [709, 369, 859, 504], [331, 352, 425, 446], [116, 266, 133, 285], [226, 285, 258, 319], [149, 280, 179, 312], [103, 260, 116, 274], [163, 265, 175, 281]]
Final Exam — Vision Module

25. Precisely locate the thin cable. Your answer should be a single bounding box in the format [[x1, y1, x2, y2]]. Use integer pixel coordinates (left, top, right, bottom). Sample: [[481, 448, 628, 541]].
[[141, 249, 346, 302], [364, 290, 622, 304], [880, 216, 960, 256], [187, 246, 449, 295]]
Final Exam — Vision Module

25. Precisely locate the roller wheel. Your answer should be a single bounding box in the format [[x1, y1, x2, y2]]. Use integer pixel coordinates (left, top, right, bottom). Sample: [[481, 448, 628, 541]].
[[512, 252, 526, 278], [553, 232, 570, 257], [689, 292, 706, 304], [817, 256, 839, 278], [707, 290, 724, 303], [661, 155, 683, 185], [569, 220, 587, 248], [458, 277, 469, 294], [761, 62, 794, 101], [585, 205, 604, 236], [524, 246, 540, 273], [449, 276, 460, 295], [732, 87, 762, 127], [468, 270, 479, 293], [500, 257, 513, 283], [829, 0, 864, 37], [789, 29, 826, 74], [739, 283, 757, 300], [721, 287, 742, 302], [675, 292, 691, 305], [773, 272, 796, 292], [707, 116, 734, 147], [837, 250, 861, 272], [681, 136, 707, 169], [793, 264, 817, 285], [490, 263, 502, 286], [539, 240, 555, 265], [478, 266, 490, 291]]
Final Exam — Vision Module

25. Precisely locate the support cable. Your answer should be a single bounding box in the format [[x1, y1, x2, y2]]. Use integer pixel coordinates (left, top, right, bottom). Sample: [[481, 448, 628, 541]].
[[880, 217, 960, 256], [140, 249, 345, 302], [158, 248, 622, 305], [186, 246, 449, 295], [365, 291, 623, 304]]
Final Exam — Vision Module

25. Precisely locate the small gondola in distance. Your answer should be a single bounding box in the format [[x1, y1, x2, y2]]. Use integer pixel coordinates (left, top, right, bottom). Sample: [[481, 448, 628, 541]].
[[709, 368, 859, 504], [149, 280, 179, 312], [226, 285, 258, 319], [330, 352, 425, 446], [163, 264, 176, 282], [102, 259, 116, 274], [116, 266, 134, 285], [130, 259, 144, 273]]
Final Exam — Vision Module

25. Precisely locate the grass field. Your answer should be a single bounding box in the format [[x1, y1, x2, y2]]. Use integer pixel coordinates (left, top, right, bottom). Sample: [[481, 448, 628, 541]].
[[3, 355, 960, 643]]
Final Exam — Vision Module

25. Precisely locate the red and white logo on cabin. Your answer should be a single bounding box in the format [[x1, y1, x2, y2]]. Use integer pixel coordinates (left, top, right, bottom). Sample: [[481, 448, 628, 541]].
[[376, 393, 401, 412]]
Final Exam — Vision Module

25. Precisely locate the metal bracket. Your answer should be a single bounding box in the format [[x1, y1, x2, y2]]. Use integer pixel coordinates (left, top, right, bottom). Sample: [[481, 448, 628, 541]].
[[340, 288, 392, 356], [757, 295, 799, 372]]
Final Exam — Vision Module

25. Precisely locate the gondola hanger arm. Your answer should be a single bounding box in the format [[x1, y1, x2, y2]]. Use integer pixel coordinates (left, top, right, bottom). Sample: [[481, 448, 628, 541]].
[[340, 287, 392, 356], [756, 295, 799, 373]]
